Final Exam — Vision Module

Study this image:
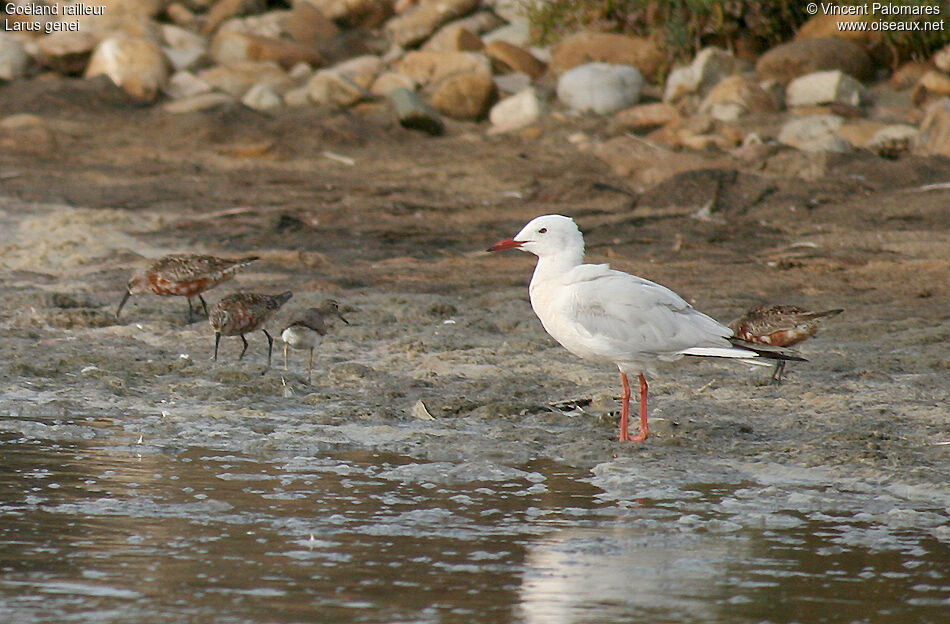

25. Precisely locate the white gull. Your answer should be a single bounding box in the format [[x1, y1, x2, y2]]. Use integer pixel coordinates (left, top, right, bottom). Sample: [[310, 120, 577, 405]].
[[490, 214, 800, 442]]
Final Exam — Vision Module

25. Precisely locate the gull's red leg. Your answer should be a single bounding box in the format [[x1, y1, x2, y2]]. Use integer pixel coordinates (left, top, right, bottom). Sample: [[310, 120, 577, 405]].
[[618, 372, 631, 442], [628, 374, 650, 443]]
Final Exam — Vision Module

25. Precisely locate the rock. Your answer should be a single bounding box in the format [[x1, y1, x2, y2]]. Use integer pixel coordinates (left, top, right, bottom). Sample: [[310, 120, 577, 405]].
[[211, 30, 324, 70], [866, 124, 918, 157], [592, 134, 723, 186], [699, 75, 775, 121], [331, 54, 383, 88], [915, 98, 950, 156], [933, 44, 950, 73], [493, 71, 531, 95], [242, 82, 283, 111], [197, 61, 292, 96], [489, 87, 543, 133], [481, 18, 531, 47], [663, 47, 739, 103], [608, 102, 680, 133], [756, 37, 873, 83], [891, 61, 934, 90], [911, 70, 950, 106], [385, 0, 479, 48], [288, 61, 314, 81], [298, 0, 393, 29], [557, 63, 643, 115], [389, 87, 444, 135], [428, 67, 497, 120], [421, 24, 483, 52], [370, 70, 417, 97], [283, 85, 310, 106], [161, 24, 208, 71], [786, 70, 867, 108], [795, 13, 872, 44], [203, 0, 262, 34], [166, 3, 197, 28], [28, 31, 99, 75], [484, 40, 545, 79], [84, 35, 170, 101], [307, 69, 365, 105], [396, 50, 490, 85], [280, 2, 341, 46], [163, 92, 235, 113], [0, 32, 29, 81], [164, 69, 212, 98], [833, 119, 888, 148], [549, 31, 663, 81], [778, 115, 851, 153]]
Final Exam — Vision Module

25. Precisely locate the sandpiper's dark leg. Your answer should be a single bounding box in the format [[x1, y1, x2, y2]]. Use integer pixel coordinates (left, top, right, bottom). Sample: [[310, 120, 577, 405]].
[[187, 298, 195, 323], [263, 329, 274, 368], [198, 294, 209, 317], [213, 332, 221, 360], [770, 360, 787, 385], [116, 290, 131, 319], [308, 348, 314, 385], [238, 334, 249, 360]]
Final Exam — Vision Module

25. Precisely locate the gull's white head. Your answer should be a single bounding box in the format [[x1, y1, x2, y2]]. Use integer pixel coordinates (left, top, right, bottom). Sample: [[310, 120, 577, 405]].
[[489, 214, 585, 259]]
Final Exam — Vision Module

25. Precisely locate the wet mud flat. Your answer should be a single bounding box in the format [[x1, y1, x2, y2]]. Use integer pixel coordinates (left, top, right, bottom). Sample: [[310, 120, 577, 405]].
[[0, 80, 948, 621]]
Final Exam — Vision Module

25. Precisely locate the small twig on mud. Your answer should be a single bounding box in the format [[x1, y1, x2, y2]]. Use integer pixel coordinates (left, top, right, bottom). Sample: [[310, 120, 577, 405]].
[[906, 182, 950, 192], [322, 151, 356, 166]]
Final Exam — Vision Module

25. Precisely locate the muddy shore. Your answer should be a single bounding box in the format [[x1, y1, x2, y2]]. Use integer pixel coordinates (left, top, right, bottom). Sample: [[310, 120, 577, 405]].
[[0, 78, 948, 494]]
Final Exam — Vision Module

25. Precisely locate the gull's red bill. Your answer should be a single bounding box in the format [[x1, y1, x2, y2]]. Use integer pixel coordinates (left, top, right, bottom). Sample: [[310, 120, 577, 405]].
[[488, 237, 523, 252]]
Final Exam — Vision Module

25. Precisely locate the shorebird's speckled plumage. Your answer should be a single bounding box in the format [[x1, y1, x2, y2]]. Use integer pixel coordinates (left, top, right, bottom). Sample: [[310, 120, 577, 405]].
[[281, 299, 349, 384], [117, 253, 259, 322], [209, 291, 293, 367], [729, 305, 842, 383]]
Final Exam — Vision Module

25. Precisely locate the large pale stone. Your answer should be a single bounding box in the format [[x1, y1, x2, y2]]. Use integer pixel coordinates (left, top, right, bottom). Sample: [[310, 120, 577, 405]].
[[164, 69, 212, 98], [786, 70, 866, 108], [331, 54, 383, 88], [370, 71, 417, 96], [84, 35, 170, 101], [911, 70, 950, 106], [557, 63, 643, 115]]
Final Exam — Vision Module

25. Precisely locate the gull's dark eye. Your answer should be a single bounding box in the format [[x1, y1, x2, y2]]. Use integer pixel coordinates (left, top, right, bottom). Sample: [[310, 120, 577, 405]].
[[538, 228, 547, 234]]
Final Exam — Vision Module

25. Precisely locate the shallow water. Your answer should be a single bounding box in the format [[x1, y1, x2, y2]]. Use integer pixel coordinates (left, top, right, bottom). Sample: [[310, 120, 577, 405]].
[[0, 416, 947, 624]]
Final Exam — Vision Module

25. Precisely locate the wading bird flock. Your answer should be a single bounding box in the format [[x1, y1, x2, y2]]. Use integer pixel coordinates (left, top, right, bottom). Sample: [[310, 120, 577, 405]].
[[116, 215, 840, 443]]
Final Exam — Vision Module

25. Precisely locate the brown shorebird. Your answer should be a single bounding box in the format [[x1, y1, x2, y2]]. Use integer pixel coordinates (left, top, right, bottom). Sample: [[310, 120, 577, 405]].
[[280, 299, 349, 384], [117, 254, 259, 323], [729, 304, 843, 384], [209, 291, 293, 367]]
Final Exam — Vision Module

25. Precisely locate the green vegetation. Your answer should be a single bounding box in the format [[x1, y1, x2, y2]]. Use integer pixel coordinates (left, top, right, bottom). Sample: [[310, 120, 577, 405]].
[[521, 0, 949, 70]]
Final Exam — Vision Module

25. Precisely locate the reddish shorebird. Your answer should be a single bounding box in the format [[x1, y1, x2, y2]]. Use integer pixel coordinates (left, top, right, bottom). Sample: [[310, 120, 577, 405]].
[[490, 215, 803, 443], [280, 299, 349, 384], [209, 291, 293, 367], [117, 254, 259, 323], [729, 304, 842, 384]]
